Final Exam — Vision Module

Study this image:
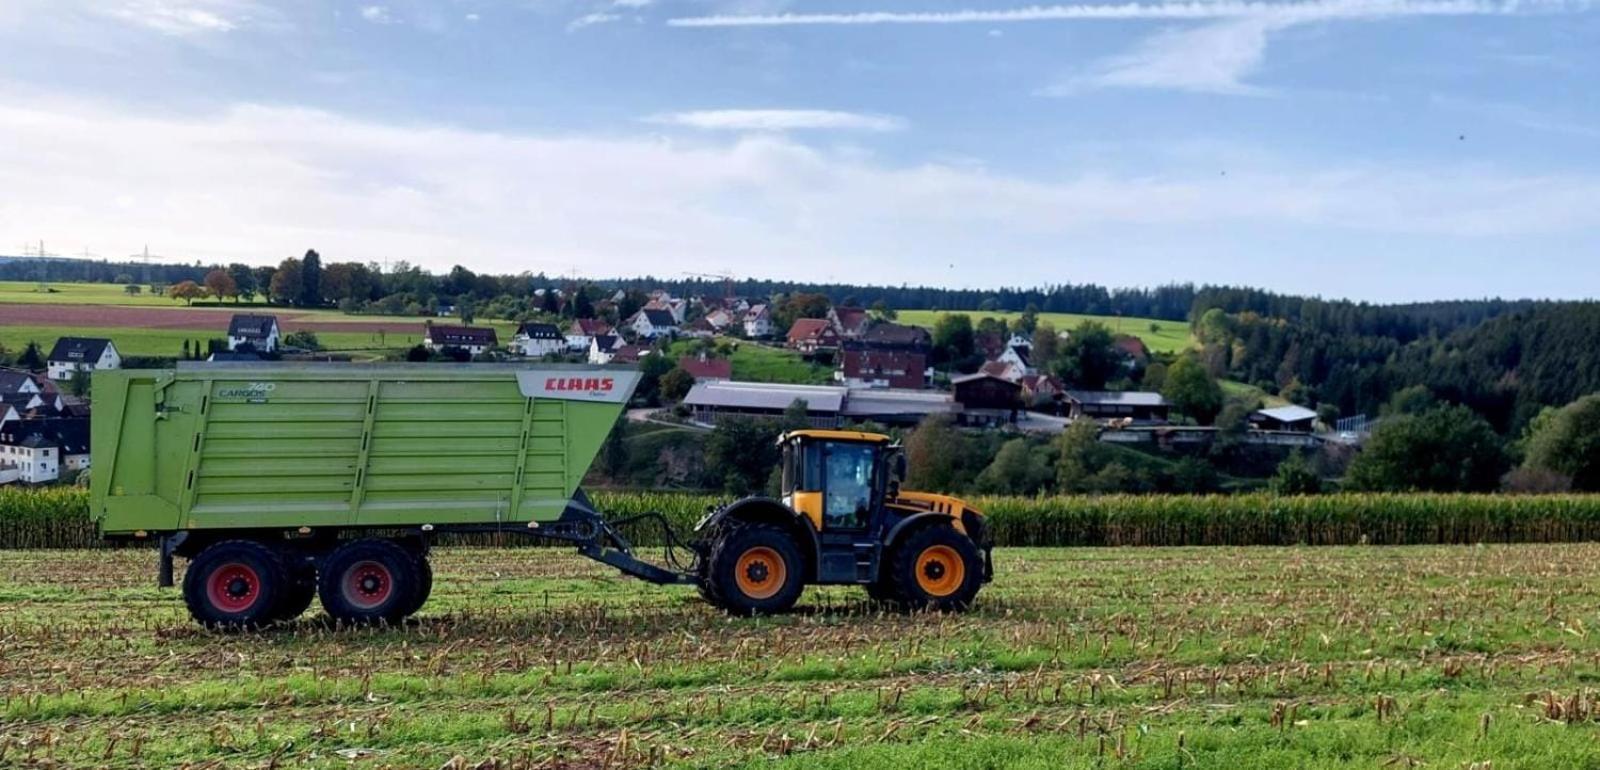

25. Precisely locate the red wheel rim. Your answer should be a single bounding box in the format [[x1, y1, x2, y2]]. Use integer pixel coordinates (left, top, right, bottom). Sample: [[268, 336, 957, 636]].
[[206, 562, 261, 613], [342, 560, 394, 610]]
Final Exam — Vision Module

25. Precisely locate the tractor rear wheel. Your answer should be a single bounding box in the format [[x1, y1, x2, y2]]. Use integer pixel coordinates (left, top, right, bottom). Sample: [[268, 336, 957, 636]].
[[887, 526, 983, 612], [318, 539, 421, 626], [705, 524, 804, 615], [183, 540, 290, 630]]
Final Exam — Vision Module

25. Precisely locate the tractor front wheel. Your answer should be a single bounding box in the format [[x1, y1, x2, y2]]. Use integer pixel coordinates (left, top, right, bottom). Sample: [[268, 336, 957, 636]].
[[704, 524, 804, 615]]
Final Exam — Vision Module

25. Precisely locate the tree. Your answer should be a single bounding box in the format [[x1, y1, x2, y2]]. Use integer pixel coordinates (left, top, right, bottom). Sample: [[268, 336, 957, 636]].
[[18, 341, 44, 371], [123, 284, 142, 296], [1383, 385, 1436, 417], [773, 292, 831, 332], [1054, 419, 1103, 492], [1269, 451, 1323, 495], [541, 289, 560, 315], [228, 263, 257, 302], [905, 414, 962, 491], [1055, 321, 1119, 390], [869, 299, 898, 321], [703, 416, 782, 495], [1031, 322, 1059, 366], [298, 249, 323, 307], [1162, 356, 1224, 424], [203, 269, 237, 302], [1142, 361, 1168, 391], [1316, 403, 1341, 430], [573, 288, 595, 319], [283, 330, 322, 350], [253, 265, 277, 300], [635, 353, 674, 405], [1346, 405, 1507, 492], [659, 367, 696, 402], [931, 314, 975, 364], [269, 258, 302, 304], [1522, 394, 1600, 491], [975, 438, 1054, 494], [167, 280, 204, 305]]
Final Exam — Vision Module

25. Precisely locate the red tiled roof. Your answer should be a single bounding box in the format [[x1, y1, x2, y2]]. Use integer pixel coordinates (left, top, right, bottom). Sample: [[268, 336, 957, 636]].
[[787, 318, 833, 343], [1115, 336, 1149, 359], [571, 318, 612, 336], [678, 356, 732, 380], [842, 349, 926, 389]]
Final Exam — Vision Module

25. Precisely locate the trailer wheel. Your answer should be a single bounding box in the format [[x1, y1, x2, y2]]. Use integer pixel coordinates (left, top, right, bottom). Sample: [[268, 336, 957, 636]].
[[707, 524, 804, 615], [399, 554, 433, 617], [319, 539, 420, 626], [183, 540, 289, 630], [887, 526, 982, 612], [272, 562, 317, 623]]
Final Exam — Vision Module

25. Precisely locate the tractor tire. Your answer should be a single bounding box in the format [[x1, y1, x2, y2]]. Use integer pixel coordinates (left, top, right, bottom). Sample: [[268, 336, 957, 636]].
[[398, 554, 433, 617], [887, 526, 983, 612], [182, 540, 290, 630], [318, 539, 421, 626], [865, 578, 904, 606], [705, 524, 804, 615]]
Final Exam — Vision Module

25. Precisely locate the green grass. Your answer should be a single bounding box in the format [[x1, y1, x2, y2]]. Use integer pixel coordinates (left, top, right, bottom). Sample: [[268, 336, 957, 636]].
[[0, 280, 244, 307], [5, 544, 1600, 768], [896, 309, 1193, 353], [1221, 378, 1291, 407], [670, 339, 833, 384], [0, 325, 424, 359]]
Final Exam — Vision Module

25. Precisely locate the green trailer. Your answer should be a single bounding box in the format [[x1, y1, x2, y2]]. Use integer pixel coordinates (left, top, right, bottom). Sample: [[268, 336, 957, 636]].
[[93, 362, 992, 629]]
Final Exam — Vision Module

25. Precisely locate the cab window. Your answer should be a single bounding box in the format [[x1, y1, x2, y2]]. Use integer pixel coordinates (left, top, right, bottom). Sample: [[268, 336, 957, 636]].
[[822, 442, 875, 529]]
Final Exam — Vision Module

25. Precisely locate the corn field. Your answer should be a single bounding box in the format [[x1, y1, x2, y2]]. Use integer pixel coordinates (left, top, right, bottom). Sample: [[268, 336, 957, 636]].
[[7, 487, 1600, 549]]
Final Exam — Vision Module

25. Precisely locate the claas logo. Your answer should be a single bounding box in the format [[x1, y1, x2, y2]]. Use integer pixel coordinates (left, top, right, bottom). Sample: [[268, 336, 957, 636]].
[[544, 376, 615, 393]]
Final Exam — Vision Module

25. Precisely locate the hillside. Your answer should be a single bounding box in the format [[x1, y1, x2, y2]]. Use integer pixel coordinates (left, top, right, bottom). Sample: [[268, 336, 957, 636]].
[[895, 309, 1193, 353]]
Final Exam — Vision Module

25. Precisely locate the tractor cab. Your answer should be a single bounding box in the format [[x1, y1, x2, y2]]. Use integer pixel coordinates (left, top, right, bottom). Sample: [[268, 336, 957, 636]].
[[777, 430, 904, 534]]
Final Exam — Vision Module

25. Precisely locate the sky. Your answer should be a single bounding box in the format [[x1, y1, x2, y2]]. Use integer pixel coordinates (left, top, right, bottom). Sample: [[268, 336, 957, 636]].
[[0, 0, 1597, 302]]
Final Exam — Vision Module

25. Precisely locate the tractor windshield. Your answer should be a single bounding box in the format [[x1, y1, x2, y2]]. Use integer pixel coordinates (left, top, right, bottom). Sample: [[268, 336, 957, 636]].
[[822, 442, 875, 529]]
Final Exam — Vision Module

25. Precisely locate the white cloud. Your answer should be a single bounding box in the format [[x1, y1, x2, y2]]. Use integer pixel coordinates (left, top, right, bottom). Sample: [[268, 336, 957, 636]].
[[645, 109, 907, 132], [1048, 18, 1287, 95], [465, 13, 481, 22], [667, 0, 1553, 27], [614, 0, 653, 7], [0, 94, 1596, 293], [360, 5, 396, 24], [100, 0, 244, 35], [567, 12, 621, 30]]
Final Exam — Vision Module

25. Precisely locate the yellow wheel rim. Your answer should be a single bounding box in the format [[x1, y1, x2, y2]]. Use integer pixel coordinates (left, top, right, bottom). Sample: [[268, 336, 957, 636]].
[[734, 547, 786, 600], [915, 545, 965, 597]]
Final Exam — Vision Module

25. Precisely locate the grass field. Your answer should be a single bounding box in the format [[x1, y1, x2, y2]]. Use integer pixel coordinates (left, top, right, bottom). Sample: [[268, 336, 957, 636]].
[[0, 280, 243, 307], [5, 544, 1600, 768], [0, 325, 427, 359], [896, 309, 1193, 354], [671, 339, 833, 385]]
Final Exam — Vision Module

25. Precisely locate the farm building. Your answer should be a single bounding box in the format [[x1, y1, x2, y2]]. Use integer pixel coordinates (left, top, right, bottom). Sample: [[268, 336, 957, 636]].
[[227, 314, 281, 352], [951, 373, 1022, 426], [46, 337, 119, 381], [423, 321, 498, 355], [677, 355, 732, 382], [1250, 405, 1319, 432], [1065, 391, 1170, 424], [682, 381, 959, 427]]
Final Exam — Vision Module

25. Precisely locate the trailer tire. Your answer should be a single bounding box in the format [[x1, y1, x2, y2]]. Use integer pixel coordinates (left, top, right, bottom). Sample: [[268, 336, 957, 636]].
[[399, 555, 433, 617], [183, 540, 290, 630], [706, 524, 804, 615], [272, 567, 317, 623], [887, 526, 982, 612], [319, 539, 420, 626]]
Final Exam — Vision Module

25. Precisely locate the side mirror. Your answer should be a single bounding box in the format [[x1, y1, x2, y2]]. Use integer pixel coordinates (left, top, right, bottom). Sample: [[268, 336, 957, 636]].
[[895, 454, 908, 481], [886, 480, 901, 499]]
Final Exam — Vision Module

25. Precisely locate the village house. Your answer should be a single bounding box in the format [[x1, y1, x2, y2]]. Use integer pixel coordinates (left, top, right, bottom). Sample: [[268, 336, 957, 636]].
[[0, 417, 88, 484], [682, 318, 719, 339], [979, 358, 1026, 383], [1020, 373, 1065, 408], [628, 308, 679, 340], [423, 320, 498, 355], [589, 334, 622, 365], [828, 306, 871, 339], [227, 314, 281, 352], [951, 372, 1022, 427], [46, 337, 119, 381], [611, 344, 648, 365], [678, 354, 733, 382], [741, 304, 774, 338], [511, 322, 566, 357], [566, 319, 613, 352], [786, 318, 840, 356], [837, 349, 928, 389]]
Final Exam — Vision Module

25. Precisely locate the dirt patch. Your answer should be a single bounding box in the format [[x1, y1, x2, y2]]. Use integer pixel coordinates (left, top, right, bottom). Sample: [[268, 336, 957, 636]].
[[0, 303, 430, 334]]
